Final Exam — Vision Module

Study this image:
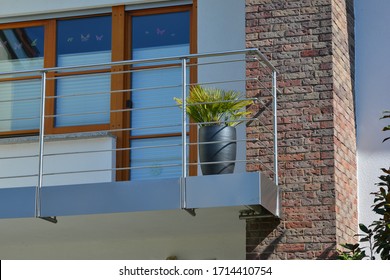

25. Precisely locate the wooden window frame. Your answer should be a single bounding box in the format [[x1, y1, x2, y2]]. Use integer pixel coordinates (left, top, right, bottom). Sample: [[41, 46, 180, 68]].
[[44, 14, 113, 135], [0, 20, 50, 137], [0, 2, 198, 179], [0, 15, 112, 137], [114, 4, 198, 180]]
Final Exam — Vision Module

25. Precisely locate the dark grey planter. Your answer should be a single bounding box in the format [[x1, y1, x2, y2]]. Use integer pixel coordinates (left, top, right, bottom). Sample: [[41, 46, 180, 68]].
[[199, 125, 237, 175]]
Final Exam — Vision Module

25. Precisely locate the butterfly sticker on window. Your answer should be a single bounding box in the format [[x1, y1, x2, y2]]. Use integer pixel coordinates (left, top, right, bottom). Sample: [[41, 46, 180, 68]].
[[67, 37, 74, 43], [30, 39, 38, 47], [156, 28, 166, 36], [81, 34, 90, 42], [14, 43, 22, 50], [0, 41, 7, 48], [95, 35, 103, 41]]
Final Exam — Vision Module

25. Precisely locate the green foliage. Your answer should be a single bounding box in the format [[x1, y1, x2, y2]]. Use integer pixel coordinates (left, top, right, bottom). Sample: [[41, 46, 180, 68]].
[[174, 85, 253, 127], [382, 111, 390, 142], [338, 111, 390, 260], [371, 167, 390, 259], [338, 167, 390, 260], [337, 242, 367, 260]]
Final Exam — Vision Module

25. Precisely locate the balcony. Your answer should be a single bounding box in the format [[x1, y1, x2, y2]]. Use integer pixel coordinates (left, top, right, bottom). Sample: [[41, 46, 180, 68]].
[[0, 49, 280, 221]]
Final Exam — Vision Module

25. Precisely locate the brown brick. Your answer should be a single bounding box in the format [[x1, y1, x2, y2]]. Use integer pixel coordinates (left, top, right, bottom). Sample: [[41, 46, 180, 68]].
[[245, 0, 357, 260]]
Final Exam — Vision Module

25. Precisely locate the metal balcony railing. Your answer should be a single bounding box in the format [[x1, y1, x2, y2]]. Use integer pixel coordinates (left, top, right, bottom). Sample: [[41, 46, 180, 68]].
[[0, 48, 279, 218]]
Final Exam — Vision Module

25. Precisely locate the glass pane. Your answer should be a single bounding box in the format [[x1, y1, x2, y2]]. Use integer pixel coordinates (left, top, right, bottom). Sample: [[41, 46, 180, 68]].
[[130, 11, 190, 135], [129, 11, 190, 181], [57, 16, 112, 67], [55, 74, 110, 127], [132, 44, 189, 61], [0, 26, 43, 132], [131, 67, 184, 136], [130, 136, 186, 181], [0, 26, 44, 74], [0, 79, 40, 132], [55, 16, 112, 127], [132, 11, 190, 61]]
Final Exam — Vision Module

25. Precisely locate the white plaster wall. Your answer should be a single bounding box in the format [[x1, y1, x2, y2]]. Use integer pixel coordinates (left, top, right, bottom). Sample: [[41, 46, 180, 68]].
[[0, 136, 115, 188], [355, 0, 390, 228]]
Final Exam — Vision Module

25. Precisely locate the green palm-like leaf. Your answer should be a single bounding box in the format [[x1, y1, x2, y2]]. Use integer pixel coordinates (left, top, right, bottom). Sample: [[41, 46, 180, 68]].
[[174, 85, 253, 127]]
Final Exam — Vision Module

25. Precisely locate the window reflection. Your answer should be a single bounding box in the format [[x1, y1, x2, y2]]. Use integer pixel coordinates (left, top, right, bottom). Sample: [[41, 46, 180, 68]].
[[0, 26, 44, 72], [0, 27, 44, 60], [0, 26, 43, 132]]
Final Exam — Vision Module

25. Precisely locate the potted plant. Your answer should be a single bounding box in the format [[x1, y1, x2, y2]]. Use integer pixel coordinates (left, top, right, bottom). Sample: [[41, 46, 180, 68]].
[[174, 85, 253, 175]]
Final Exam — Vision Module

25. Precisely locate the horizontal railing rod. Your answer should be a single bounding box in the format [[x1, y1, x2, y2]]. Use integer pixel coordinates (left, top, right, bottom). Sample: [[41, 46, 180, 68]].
[[37, 157, 276, 178], [187, 58, 247, 68], [252, 81, 274, 96], [0, 154, 39, 160], [188, 158, 276, 173], [0, 96, 41, 104], [111, 104, 179, 113], [0, 48, 279, 187], [189, 78, 250, 88], [46, 110, 109, 119], [128, 84, 181, 94], [0, 139, 274, 161], [0, 115, 40, 122], [45, 90, 111, 100], [47, 84, 181, 99], [254, 101, 274, 115], [247, 119, 275, 135], [0, 49, 259, 77], [176, 97, 256, 107], [42, 143, 184, 158], [0, 174, 38, 180], [41, 164, 182, 177], [186, 138, 259, 146], [186, 116, 264, 127], [250, 49, 278, 73]]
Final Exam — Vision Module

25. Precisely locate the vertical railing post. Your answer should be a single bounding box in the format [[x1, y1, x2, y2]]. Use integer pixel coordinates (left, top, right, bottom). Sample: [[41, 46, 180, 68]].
[[272, 70, 278, 186], [181, 58, 188, 179], [35, 71, 47, 218], [180, 58, 188, 210]]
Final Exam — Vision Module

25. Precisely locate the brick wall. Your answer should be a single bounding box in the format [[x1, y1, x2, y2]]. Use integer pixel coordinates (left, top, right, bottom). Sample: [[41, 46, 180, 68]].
[[332, 0, 357, 248], [245, 0, 357, 259]]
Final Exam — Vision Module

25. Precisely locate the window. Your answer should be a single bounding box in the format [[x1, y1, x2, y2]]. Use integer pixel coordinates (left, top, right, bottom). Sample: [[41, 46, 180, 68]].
[[54, 16, 112, 128], [0, 24, 44, 134], [128, 9, 191, 180], [0, 4, 196, 180]]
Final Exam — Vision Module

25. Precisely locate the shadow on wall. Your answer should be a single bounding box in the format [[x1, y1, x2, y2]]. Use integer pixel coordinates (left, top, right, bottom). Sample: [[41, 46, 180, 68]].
[[246, 217, 281, 260], [246, 217, 337, 260]]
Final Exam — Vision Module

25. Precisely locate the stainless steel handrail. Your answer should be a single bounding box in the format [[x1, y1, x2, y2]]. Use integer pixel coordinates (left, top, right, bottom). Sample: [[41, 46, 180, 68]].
[[0, 49, 279, 216]]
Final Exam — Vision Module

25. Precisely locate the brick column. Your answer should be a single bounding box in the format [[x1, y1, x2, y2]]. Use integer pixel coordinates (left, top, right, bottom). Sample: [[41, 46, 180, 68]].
[[245, 0, 357, 259]]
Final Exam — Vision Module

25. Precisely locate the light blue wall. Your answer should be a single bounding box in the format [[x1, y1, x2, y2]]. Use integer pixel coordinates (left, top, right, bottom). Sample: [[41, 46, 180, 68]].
[[198, 0, 245, 53], [197, 0, 247, 173], [355, 0, 390, 229]]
